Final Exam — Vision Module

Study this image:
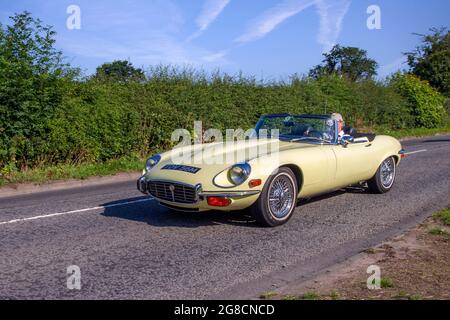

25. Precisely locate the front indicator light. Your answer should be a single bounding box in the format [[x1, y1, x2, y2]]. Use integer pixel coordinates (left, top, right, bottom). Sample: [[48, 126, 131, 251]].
[[207, 196, 232, 207], [249, 179, 262, 188]]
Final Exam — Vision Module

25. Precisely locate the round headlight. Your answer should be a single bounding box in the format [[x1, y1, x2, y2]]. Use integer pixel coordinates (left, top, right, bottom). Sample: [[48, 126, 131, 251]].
[[145, 154, 161, 172], [228, 163, 251, 186]]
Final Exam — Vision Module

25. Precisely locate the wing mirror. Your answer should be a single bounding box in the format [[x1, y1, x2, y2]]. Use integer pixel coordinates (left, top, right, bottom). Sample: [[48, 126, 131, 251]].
[[340, 135, 354, 147]]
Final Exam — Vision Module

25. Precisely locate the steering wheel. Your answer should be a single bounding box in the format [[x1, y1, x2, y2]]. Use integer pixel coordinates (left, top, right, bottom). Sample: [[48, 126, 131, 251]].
[[307, 130, 324, 139], [298, 125, 314, 136]]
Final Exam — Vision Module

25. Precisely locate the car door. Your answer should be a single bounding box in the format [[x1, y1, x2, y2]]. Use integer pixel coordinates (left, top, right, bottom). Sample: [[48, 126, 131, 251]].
[[331, 139, 377, 187]]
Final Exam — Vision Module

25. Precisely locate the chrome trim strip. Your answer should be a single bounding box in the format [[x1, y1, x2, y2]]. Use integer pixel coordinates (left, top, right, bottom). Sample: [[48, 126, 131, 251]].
[[198, 190, 261, 197]]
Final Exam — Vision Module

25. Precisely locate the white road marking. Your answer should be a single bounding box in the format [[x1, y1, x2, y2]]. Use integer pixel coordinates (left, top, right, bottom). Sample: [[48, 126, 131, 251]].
[[0, 197, 154, 226], [405, 149, 427, 155]]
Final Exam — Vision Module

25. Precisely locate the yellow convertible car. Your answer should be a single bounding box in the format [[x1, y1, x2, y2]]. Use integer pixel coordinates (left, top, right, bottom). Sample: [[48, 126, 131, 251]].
[[137, 114, 405, 227]]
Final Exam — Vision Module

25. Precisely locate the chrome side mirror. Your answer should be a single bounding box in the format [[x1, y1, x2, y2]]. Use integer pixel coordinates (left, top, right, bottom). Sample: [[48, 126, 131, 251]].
[[340, 135, 354, 147]]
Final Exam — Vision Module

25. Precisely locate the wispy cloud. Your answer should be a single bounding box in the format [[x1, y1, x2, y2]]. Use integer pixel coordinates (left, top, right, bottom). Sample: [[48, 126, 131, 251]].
[[62, 32, 229, 66], [235, 0, 315, 44], [315, 0, 351, 52], [58, 0, 230, 72], [188, 0, 231, 41], [235, 0, 351, 52], [378, 56, 408, 78], [197, 0, 231, 31]]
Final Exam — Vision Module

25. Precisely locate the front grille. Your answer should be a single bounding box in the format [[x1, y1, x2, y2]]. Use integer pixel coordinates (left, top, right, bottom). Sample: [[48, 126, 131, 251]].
[[147, 181, 198, 204]]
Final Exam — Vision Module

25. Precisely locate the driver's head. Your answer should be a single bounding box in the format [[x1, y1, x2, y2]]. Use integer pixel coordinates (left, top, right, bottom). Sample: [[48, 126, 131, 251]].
[[331, 113, 344, 132]]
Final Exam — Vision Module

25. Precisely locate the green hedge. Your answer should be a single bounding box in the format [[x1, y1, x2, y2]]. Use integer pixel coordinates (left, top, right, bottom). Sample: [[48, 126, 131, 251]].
[[0, 71, 446, 170], [390, 73, 446, 128]]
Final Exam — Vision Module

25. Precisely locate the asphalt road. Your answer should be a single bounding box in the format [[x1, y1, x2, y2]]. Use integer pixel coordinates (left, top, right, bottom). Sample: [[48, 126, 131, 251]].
[[0, 135, 449, 299]]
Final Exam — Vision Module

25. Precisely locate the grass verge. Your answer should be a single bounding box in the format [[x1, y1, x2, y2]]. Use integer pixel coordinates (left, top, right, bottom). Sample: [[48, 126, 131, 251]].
[[433, 208, 450, 226], [374, 121, 450, 139], [0, 156, 143, 187]]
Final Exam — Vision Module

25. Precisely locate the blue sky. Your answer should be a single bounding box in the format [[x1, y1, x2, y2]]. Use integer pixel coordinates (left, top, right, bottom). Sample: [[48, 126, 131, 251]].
[[1, 0, 449, 79]]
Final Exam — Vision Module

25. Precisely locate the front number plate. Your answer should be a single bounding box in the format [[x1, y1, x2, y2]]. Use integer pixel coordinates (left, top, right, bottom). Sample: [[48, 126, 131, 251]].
[[161, 164, 201, 174]]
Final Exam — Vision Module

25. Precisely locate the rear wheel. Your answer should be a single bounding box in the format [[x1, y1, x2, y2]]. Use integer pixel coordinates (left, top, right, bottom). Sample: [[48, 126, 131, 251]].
[[367, 156, 396, 194], [251, 167, 298, 227]]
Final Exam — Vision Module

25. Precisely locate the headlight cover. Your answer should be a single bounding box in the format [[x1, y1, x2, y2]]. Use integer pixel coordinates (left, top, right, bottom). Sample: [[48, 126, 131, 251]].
[[228, 163, 251, 186], [145, 154, 161, 172]]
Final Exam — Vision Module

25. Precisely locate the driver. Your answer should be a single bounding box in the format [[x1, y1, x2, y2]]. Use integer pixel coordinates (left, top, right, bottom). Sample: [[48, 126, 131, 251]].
[[323, 113, 345, 141], [331, 113, 345, 139]]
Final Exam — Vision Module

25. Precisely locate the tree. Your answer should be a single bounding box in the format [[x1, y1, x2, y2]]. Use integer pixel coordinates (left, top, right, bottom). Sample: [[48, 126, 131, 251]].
[[94, 60, 145, 83], [309, 45, 378, 81], [405, 27, 450, 97], [0, 12, 74, 167]]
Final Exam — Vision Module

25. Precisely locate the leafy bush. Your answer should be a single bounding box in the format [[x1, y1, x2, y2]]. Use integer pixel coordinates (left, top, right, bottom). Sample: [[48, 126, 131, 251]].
[[390, 73, 446, 128]]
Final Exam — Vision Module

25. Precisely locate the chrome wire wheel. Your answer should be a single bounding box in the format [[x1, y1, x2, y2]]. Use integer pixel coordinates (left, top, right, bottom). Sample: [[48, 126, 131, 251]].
[[268, 173, 296, 219], [380, 157, 395, 189]]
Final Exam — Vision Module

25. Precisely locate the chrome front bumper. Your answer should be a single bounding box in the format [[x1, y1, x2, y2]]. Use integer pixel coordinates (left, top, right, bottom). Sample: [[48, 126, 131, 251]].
[[137, 176, 260, 201]]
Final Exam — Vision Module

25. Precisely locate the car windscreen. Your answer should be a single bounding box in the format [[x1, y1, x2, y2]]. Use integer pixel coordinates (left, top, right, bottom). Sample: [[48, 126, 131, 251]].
[[255, 115, 335, 143]]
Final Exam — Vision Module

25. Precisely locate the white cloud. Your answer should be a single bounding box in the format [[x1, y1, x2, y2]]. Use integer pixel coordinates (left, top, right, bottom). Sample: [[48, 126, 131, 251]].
[[188, 0, 231, 41], [197, 0, 231, 31], [61, 32, 229, 68], [202, 50, 230, 63], [235, 0, 315, 44], [378, 56, 408, 78], [59, 0, 230, 71], [235, 0, 351, 52], [315, 0, 351, 52]]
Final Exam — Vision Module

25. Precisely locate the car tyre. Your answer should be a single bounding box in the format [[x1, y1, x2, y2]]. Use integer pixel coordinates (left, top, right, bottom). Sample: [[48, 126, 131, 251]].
[[251, 167, 298, 227], [367, 156, 396, 194]]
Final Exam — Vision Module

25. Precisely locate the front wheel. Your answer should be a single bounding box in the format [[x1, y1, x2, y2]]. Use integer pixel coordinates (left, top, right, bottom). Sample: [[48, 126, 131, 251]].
[[251, 167, 298, 227], [367, 156, 396, 194]]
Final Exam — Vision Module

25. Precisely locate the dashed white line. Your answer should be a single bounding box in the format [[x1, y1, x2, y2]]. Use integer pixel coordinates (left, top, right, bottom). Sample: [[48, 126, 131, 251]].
[[405, 149, 427, 155], [0, 197, 154, 226]]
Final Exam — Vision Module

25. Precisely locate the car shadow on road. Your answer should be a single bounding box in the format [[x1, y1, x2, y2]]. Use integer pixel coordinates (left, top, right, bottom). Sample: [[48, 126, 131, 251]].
[[101, 186, 367, 228], [298, 186, 368, 206], [100, 196, 258, 228]]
